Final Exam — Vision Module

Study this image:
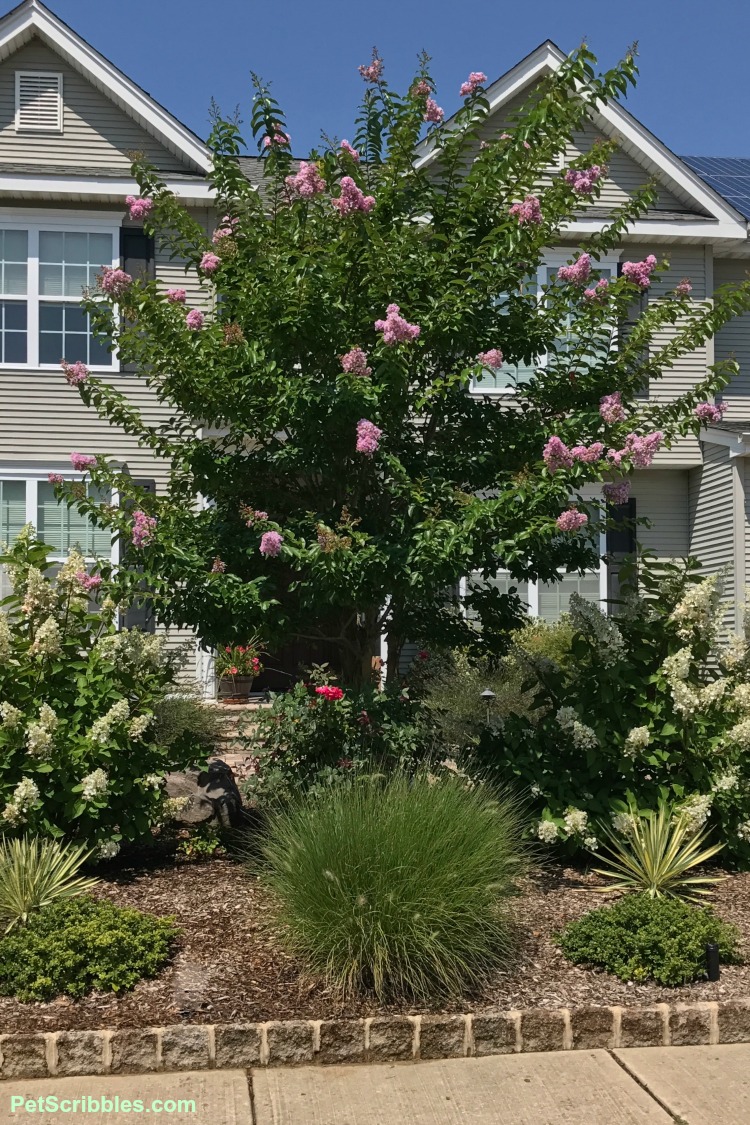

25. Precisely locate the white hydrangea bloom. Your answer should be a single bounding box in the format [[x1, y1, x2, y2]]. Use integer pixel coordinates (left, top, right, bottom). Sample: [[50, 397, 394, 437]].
[[737, 821, 750, 842], [21, 567, 53, 616], [128, 714, 152, 741], [671, 680, 700, 718], [700, 679, 727, 708], [89, 699, 130, 745], [98, 840, 120, 860], [556, 706, 577, 730], [536, 819, 559, 843], [712, 769, 739, 793], [726, 718, 750, 750], [723, 635, 749, 671], [26, 723, 53, 758], [30, 615, 61, 657], [0, 613, 11, 660], [3, 776, 40, 824], [563, 807, 589, 836], [612, 810, 638, 836], [569, 593, 626, 667], [162, 795, 191, 820], [38, 703, 58, 732], [0, 701, 22, 729], [583, 835, 599, 851], [96, 630, 165, 672], [732, 683, 750, 712], [530, 783, 542, 797], [624, 726, 651, 758], [669, 575, 724, 644], [662, 648, 693, 683], [571, 721, 598, 751], [56, 548, 88, 591], [81, 768, 109, 801], [141, 773, 163, 790], [677, 793, 713, 834]]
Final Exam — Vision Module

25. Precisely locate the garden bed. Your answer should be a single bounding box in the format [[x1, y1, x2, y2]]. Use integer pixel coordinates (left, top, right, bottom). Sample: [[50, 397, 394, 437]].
[[2, 856, 750, 1034]]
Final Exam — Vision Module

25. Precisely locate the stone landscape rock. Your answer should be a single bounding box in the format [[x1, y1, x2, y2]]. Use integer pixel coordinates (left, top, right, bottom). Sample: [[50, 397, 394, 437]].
[[165, 759, 245, 828]]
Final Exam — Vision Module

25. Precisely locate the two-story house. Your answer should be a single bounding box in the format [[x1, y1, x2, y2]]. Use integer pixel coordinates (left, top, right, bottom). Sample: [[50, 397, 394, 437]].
[[0, 0, 748, 689]]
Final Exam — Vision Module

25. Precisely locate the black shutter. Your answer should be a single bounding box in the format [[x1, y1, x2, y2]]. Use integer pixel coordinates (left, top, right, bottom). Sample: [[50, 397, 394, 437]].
[[120, 477, 157, 633], [606, 498, 637, 555], [120, 228, 155, 375]]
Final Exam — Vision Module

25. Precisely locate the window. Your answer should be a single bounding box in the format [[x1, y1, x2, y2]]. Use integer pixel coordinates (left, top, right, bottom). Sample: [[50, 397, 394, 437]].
[[465, 566, 606, 625], [15, 72, 63, 133], [0, 220, 119, 369], [0, 472, 113, 560]]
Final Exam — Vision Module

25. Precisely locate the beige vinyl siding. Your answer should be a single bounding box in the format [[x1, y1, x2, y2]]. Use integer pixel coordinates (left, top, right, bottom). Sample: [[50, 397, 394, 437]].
[[714, 258, 750, 418], [0, 38, 194, 173], [688, 442, 736, 632], [630, 468, 690, 557]]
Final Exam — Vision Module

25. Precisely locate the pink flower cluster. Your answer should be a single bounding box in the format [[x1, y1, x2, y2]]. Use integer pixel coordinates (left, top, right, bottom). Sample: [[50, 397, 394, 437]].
[[200, 251, 220, 274], [211, 557, 227, 573], [543, 436, 604, 472], [341, 347, 372, 376], [477, 349, 503, 369], [70, 452, 97, 471], [332, 176, 376, 215], [125, 195, 154, 221], [48, 473, 63, 484], [242, 506, 268, 527], [459, 71, 487, 96], [509, 195, 543, 225], [375, 303, 420, 345], [212, 215, 238, 244], [584, 278, 609, 303], [76, 570, 102, 592], [263, 131, 290, 148], [316, 685, 344, 701], [412, 79, 431, 97], [621, 254, 657, 290], [424, 98, 444, 124], [557, 253, 591, 286], [694, 401, 727, 423], [599, 392, 627, 424], [356, 418, 382, 456], [166, 288, 186, 303], [602, 480, 631, 506], [359, 57, 383, 83], [564, 165, 606, 195], [186, 309, 204, 330], [260, 530, 283, 557], [557, 509, 588, 532], [61, 360, 88, 386], [608, 431, 664, 468], [132, 509, 156, 548], [99, 268, 132, 297], [340, 140, 360, 161], [675, 278, 693, 297], [286, 161, 326, 198], [570, 441, 605, 463]]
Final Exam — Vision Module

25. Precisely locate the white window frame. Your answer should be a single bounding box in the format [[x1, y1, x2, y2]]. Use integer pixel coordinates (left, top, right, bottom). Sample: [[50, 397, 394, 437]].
[[0, 462, 118, 567], [0, 212, 122, 372], [15, 71, 63, 134], [470, 248, 621, 398]]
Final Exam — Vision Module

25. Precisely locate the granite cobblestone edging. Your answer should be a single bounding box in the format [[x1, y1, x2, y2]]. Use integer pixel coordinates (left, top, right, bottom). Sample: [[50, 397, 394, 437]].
[[2, 1000, 750, 1078]]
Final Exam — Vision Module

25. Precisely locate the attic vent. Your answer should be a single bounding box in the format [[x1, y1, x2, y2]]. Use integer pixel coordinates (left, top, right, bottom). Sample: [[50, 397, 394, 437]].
[[15, 71, 63, 133]]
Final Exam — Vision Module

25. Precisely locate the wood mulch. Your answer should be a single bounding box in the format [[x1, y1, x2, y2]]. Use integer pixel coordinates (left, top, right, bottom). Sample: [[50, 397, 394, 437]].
[[2, 853, 750, 1033]]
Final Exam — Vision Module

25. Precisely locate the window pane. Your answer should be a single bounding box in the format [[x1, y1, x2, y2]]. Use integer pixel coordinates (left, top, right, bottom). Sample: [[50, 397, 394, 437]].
[[40, 304, 63, 330], [0, 480, 26, 546], [0, 229, 27, 297], [39, 261, 63, 296], [0, 300, 27, 363], [3, 263, 26, 295], [537, 572, 601, 623], [39, 325, 62, 364], [63, 232, 89, 262], [3, 230, 28, 261], [89, 233, 113, 266], [465, 571, 529, 622], [37, 482, 111, 557], [39, 301, 111, 367], [39, 231, 63, 262], [40, 231, 114, 299], [63, 264, 89, 298], [4, 330, 27, 364]]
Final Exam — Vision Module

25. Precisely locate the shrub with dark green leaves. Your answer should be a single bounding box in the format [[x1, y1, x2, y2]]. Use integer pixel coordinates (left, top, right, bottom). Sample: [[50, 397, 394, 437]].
[[0, 896, 177, 1001], [260, 771, 527, 1001], [557, 894, 740, 986]]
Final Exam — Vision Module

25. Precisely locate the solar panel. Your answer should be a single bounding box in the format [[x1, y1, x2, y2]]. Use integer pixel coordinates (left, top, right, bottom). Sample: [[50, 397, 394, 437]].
[[681, 155, 750, 219]]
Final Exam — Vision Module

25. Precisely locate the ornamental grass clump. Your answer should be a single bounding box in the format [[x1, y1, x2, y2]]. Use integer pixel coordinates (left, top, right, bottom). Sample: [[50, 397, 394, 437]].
[[260, 772, 527, 1001]]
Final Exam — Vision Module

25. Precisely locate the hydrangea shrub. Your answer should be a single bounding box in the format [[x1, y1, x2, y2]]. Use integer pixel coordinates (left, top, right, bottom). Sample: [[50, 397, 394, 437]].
[[0, 530, 202, 856], [479, 558, 750, 862]]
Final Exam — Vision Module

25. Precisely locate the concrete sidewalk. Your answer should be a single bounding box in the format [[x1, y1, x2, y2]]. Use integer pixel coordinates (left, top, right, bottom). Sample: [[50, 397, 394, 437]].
[[1, 1045, 749, 1123]]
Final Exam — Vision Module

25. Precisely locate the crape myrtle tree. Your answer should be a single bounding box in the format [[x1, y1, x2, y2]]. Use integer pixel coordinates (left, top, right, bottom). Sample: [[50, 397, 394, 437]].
[[56, 46, 750, 686]]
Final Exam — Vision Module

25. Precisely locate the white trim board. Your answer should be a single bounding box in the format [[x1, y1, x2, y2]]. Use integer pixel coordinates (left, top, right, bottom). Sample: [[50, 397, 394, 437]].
[[0, 172, 214, 204], [0, 0, 211, 174]]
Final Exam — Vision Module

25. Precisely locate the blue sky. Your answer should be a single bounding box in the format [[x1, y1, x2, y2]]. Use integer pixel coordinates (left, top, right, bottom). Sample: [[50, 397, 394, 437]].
[[47, 0, 750, 160]]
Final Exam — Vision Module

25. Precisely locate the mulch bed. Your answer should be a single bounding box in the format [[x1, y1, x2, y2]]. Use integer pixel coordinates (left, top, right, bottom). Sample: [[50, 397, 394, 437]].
[[2, 853, 750, 1033]]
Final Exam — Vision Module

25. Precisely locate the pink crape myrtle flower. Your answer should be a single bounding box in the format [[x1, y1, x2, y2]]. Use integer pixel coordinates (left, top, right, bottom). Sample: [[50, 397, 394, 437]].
[[584, 278, 609, 303], [564, 166, 606, 195], [98, 267, 132, 297], [331, 176, 376, 215], [608, 431, 664, 469], [185, 309, 204, 330], [509, 195, 543, 225], [166, 288, 187, 303], [477, 349, 503, 369], [411, 79, 431, 97], [200, 251, 221, 274], [359, 56, 383, 83], [76, 570, 102, 592], [356, 419, 382, 456], [70, 452, 97, 471], [543, 436, 574, 472], [132, 510, 156, 548], [374, 303, 420, 345], [557, 253, 591, 286], [556, 509, 588, 532], [211, 557, 227, 573], [341, 347, 372, 376], [212, 215, 238, 243], [285, 161, 326, 198], [260, 530, 284, 557], [61, 360, 88, 386], [340, 140, 360, 161], [621, 254, 657, 290], [602, 480, 631, 506], [695, 401, 727, 423], [316, 685, 344, 701], [424, 98, 444, 124], [599, 392, 627, 424], [125, 195, 153, 221], [47, 473, 63, 484], [459, 71, 487, 97], [263, 131, 290, 148], [675, 278, 693, 297], [570, 442, 605, 464]]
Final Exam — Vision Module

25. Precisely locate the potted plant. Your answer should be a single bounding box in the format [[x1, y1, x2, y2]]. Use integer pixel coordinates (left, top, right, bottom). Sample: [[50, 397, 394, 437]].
[[215, 639, 265, 703]]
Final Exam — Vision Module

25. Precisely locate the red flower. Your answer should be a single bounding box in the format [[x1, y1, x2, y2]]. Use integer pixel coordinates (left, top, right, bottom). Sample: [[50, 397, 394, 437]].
[[315, 685, 344, 701], [357, 710, 371, 725], [225, 646, 231, 653], [418, 650, 430, 661], [337, 757, 353, 770], [229, 665, 239, 675]]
